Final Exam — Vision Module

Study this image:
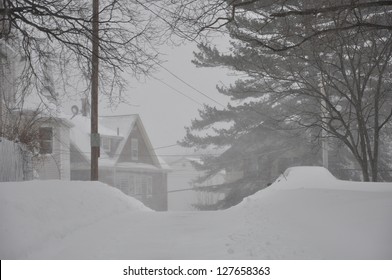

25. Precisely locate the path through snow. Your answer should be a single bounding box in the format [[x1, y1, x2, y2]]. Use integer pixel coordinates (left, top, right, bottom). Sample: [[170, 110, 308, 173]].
[[1, 167, 392, 259]]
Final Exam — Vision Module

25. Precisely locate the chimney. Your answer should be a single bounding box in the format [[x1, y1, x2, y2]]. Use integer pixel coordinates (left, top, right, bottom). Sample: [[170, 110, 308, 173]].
[[81, 97, 90, 117]]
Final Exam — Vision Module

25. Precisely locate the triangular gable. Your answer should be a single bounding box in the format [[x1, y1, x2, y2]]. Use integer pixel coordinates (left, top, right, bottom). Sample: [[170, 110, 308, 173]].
[[99, 115, 162, 168]]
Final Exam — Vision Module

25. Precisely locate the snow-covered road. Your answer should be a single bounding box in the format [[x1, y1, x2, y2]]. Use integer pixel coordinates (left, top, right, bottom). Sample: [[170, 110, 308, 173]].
[[1, 167, 392, 259]]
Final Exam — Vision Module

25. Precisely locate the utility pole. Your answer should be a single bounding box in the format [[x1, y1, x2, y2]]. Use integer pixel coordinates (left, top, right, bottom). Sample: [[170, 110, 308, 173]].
[[90, 0, 100, 180]]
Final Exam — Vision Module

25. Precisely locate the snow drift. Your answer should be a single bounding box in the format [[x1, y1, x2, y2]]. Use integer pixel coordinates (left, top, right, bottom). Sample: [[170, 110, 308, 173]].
[[1, 167, 392, 259], [233, 167, 392, 259], [0, 180, 149, 259]]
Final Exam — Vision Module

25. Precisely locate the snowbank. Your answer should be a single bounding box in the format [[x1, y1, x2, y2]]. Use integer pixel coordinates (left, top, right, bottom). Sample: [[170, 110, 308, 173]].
[[275, 166, 337, 186], [0, 180, 149, 259], [232, 167, 392, 259], [1, 167, 391, 259], [272, 166, 392, 191]]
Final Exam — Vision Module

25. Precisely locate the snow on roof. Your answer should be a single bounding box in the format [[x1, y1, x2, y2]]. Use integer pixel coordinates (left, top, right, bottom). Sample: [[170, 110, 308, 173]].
[[195, 169, 226, 187], [157, 156, 171, 171], [186, 157, 203, 164], [12, 93, 60, 118], [68, 114, 163, 170], [68, 114, 119, 161], [99, 115, 138, 138], [115, 162, 161, 171], [69, 114, 120, 137]]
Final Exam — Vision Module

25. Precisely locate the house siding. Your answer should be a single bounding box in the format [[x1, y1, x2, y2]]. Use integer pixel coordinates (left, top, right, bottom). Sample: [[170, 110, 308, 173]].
[[167, 158, 200, 211], [58, 124, 70, 180], [69, 115, 169, 211], [70, 144, 90, 170], [71, 169, 90, 181], [118, 124, 155, 166], [35, 123, 71, 180], [147, 172, 167, 211], [112, 170, 168, 211]]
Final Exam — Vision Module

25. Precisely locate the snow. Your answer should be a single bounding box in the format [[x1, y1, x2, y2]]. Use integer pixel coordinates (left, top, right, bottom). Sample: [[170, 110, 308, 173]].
[[0, 180, 149, 259], [1, 167, 392, 259], [157, 156, 172, 171], [68, 115, 118, 161], [99, 115, 138, 138]]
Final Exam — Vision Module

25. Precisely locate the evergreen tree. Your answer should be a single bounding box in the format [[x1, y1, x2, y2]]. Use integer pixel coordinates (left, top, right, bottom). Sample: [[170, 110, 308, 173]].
[[180, 0, 392, 195]]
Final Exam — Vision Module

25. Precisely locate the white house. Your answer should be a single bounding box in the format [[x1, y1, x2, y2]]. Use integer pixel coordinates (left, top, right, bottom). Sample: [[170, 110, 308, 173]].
[[167, 156, 227, 211], [33, 115, 73, 180], [167, 157, 201, 211]]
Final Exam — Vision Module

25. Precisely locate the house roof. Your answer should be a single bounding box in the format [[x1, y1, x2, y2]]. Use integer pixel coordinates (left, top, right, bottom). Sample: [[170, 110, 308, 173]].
[[68, 114, 169, 171]]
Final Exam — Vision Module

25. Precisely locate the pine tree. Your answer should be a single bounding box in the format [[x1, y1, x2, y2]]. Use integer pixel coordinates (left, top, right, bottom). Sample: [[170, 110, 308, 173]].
[[180, 0, 392, 206]]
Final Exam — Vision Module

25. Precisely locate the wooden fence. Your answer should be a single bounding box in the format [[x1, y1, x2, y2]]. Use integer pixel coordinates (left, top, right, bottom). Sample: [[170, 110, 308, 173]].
[[0, 137, 33, 182]]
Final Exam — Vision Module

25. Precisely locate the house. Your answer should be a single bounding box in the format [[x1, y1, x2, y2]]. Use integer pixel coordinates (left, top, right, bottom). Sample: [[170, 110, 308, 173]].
[[1, 38, 73, 181], [193, 169, 227, 210], [0, 105, 73, 181], [166, 156, 203, 211], [33, 114, 74, 180], [167, 156, 227, 211], [1, 30, 169, 209], [69, 114, 170, 211]]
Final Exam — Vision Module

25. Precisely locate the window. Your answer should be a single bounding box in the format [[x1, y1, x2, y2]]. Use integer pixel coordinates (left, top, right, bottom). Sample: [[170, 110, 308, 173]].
[[39, 127, 53, 154], [131, 138, 138, 160], [101, 137, 111, 152], [147, 176, 153, 198], [116, 174, 137, 196], [129, 175, 135, 195], [118, 177, 129, 194], [135, 176, 142, 195], [141, 176, 153, 198], [142, 176, 147, 196]]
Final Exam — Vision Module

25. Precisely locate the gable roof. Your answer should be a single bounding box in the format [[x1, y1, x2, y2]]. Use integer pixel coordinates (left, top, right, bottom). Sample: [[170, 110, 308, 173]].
[[68, 114, 166, 170]]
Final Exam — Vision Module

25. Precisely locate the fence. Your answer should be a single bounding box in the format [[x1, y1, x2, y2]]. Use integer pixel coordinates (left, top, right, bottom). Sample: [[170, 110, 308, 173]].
[[0, 137, 33, 182], [330, 167, 392, 182]]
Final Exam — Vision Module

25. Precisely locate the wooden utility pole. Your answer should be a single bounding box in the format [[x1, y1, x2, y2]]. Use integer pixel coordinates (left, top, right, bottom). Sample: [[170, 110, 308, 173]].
[[90, 0, 100, 180]]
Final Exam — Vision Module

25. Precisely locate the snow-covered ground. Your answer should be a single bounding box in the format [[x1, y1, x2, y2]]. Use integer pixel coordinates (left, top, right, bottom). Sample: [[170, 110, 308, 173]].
[[1, 167, 392, 259]]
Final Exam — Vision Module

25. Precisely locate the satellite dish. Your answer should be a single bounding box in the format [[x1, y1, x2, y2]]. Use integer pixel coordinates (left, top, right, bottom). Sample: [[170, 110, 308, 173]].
[[70, 105, 79, 119]]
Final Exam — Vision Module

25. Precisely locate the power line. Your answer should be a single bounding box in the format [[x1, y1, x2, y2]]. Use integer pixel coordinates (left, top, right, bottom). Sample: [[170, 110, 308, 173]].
[[151, 75, 204, 106], [131, 1, 228, 108], [157, 63, 226, 108], [153, 143, 180, 150]]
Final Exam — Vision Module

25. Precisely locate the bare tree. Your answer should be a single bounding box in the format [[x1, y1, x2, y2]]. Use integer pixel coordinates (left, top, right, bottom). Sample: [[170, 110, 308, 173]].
[[0, 0, 179, 105], [164, 0, 392, 47]]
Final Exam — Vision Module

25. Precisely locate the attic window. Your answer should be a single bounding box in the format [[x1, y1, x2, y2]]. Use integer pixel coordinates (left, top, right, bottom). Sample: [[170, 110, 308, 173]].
[[39, 127, 53, 154], [131, 138, 138, 160]]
